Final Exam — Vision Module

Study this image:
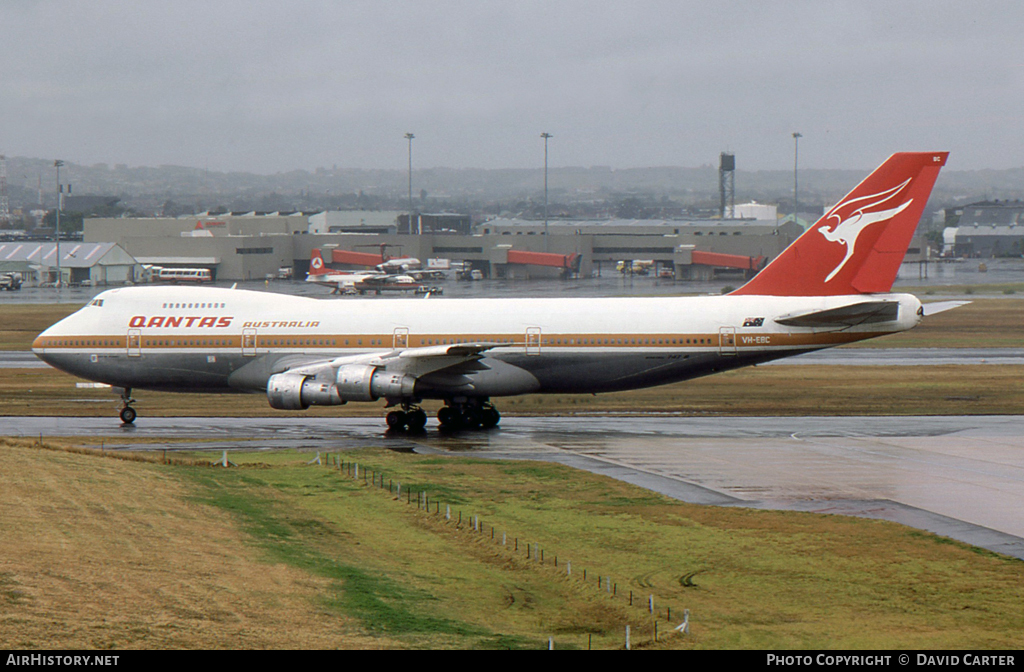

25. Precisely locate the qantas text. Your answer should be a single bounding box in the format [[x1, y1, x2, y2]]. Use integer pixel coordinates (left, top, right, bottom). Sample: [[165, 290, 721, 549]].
[[128, 316, 233, 328]]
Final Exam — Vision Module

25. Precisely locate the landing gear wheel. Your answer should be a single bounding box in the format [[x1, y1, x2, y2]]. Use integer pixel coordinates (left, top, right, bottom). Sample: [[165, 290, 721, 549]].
[[386, 410, 407, 431], [480, 405, 501, 429], [437, 400, 500, 431], [119, 406, 137, 425], [406, 408, 428, 431], [117, 387, 137, 425], [437, 406, 458, 428], [460, 406, 482, 429]]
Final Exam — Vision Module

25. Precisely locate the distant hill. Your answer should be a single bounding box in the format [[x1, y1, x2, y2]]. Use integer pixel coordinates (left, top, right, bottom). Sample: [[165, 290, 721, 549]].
[[4, 155, 1021, 214]]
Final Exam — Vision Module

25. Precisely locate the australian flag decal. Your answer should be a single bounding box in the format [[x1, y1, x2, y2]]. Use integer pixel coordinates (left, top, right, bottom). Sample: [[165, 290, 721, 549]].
[[743, 317, 765, 327]]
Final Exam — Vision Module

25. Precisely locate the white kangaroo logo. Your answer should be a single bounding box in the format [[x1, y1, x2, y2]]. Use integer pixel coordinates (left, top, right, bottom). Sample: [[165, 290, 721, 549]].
[[817, 178, 913, 282]]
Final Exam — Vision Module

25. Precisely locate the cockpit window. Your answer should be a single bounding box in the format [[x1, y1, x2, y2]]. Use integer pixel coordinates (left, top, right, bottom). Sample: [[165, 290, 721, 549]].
[[89, 299, 104, 307]]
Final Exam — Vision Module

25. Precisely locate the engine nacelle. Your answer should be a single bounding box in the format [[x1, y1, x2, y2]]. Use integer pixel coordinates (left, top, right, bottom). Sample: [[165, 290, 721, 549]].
[[334, 364, 377, 402], [336, 363, 417, 401], [368, 369, 417, 400], [267, 372, 345, 410], [267, 365, 418, 410], [267, 372, 310, 410]]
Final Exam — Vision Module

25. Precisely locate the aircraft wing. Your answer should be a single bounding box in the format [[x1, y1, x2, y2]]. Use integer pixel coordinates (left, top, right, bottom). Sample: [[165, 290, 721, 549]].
[[358, 274, 403, 286], [278, 342, 503, 378], [395, 342, 501, 359], [774, 300, 900, 328], [306, 271, 375, 284]]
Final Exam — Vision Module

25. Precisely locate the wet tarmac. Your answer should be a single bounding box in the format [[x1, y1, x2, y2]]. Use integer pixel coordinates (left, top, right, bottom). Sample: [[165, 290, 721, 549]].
[[4, 257, 1024, 306], [3, 414, 1023, 560]]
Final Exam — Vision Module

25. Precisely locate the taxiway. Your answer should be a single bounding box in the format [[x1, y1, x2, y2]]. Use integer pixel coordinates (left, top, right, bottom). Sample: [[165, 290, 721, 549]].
[[3, 414, 1022, 560]]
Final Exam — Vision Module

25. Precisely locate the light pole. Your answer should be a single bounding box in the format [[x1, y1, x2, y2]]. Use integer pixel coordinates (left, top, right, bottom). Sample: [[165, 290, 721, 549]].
[[404, 133, 415, 235], [792, 132, 802, 227], [541, 132, 552, 250], [54, 160, 64, 292]]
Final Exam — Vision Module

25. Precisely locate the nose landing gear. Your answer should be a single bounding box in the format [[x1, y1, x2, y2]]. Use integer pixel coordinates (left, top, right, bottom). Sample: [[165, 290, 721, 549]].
[[118, 388, 137, 425]]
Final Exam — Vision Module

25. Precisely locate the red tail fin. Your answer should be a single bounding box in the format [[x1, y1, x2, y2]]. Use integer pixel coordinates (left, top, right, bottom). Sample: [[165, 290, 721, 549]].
[[309, 248, 329, 276], [732, 152, 948, 296]]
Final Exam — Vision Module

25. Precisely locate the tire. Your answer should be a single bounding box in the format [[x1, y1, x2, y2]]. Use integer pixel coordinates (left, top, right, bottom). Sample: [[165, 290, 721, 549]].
[[386, 410, 407, 431], [406, 408, 428, 431], [437, 406, 458, 427], [119, 406, 137, 424], [461, 407, 482, 429], [481, 406, 501, 428]]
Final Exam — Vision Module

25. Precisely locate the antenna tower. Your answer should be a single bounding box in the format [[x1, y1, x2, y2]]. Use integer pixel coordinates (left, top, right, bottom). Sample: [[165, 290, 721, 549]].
[[719, 153, 735, 219], [0, 155, 10, 225]]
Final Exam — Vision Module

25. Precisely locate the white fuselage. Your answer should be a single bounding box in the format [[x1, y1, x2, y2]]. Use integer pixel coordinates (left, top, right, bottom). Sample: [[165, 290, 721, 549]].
[[33, 285, 921, 402]]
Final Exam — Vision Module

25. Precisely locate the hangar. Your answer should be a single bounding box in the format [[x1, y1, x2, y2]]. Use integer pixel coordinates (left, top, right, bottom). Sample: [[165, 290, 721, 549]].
[[945, 201, 1024, 257], [0, 242, 138, 286]]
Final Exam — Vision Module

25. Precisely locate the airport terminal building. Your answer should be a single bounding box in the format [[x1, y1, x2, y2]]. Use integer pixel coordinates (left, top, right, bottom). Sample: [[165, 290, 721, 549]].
[[82, 211, 804, 282]]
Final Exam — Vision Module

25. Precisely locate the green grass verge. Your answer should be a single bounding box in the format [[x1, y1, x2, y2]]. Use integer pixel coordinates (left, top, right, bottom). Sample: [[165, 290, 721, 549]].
[[164, 448, 1024, 650], [185, 468, 519, 647]]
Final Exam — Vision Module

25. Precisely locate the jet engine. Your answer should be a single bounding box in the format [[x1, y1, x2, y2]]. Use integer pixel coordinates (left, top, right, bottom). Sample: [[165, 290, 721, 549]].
[[266, 364, 417, 410]]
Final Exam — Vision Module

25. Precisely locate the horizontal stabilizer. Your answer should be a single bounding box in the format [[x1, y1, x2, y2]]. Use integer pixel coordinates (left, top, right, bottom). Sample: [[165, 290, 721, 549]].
[[921, 301, 971, 317], [775, 301, 900, 328]]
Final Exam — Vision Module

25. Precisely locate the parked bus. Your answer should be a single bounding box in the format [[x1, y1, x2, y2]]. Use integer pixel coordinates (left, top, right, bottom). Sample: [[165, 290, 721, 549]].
[[157, 267, 212, 283]]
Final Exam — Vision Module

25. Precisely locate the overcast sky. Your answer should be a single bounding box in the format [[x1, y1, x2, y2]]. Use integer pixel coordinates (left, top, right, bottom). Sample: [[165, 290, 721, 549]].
[[3, 1, 1023, 173]]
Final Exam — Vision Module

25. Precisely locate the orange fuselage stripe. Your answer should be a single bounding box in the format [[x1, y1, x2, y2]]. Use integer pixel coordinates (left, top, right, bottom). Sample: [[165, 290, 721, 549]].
[[34, 330, 883, 351]]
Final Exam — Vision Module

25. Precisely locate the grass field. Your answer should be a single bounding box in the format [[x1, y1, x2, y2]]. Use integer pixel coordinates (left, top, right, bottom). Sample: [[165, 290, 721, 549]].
[[850, 298, 1024, 349], [0, 303, 80, 350], [1, 440, 1021, 650]]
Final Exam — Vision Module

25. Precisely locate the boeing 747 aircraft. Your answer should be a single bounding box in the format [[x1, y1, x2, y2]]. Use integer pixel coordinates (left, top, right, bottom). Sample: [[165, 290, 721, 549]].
[[34, 152, 953, 430]]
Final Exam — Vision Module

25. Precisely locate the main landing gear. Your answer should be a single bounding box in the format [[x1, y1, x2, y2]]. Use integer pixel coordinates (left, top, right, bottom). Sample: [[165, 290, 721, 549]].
[[118, 387, 137, 425], [385, 405, 428, 433], [384, 399, 502, 432], [437, 400, 500, 431]]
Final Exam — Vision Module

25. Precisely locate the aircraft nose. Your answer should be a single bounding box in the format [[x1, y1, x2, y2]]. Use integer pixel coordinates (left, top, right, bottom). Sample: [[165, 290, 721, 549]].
[[32, 327, 55, 365], [32, 318, 68, 368]]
